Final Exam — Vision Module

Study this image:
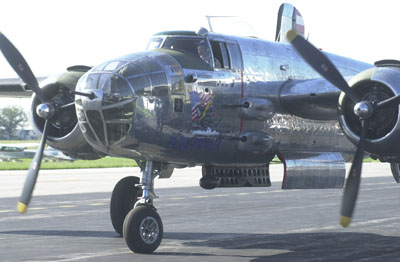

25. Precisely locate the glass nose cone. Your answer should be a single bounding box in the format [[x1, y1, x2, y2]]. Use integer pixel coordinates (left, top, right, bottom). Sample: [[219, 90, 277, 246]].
[[75, 71, 136, 147]]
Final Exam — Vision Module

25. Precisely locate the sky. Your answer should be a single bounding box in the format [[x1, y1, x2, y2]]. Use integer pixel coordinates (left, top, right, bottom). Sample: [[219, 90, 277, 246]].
[[1, 0, 400, 111]]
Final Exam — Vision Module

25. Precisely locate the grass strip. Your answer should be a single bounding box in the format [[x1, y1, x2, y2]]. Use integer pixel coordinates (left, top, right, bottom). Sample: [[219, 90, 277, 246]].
[[0, 157, 138, 170]]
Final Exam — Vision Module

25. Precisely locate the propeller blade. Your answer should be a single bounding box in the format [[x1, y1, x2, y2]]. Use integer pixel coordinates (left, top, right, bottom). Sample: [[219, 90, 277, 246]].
[[60, 102, 75, 110], [0, 32, 47, 102], [340, 119, 368, 227], [18, 120, 50, 214], [286, 30, 361, 103], [376, 94, 400, 110]]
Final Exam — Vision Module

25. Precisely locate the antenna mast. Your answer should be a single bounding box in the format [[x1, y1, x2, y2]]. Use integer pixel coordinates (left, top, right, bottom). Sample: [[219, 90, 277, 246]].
[[205, 16, 236, 32]]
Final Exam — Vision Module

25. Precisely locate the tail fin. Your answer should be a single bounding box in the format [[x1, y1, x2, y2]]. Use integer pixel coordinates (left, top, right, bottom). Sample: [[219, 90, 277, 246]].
[[275, 3, 305, 43]]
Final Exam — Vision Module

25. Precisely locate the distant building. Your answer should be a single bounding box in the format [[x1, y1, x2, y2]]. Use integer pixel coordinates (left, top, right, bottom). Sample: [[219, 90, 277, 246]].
[[16, 129, 38, 140], [0, 129, 39, 140]]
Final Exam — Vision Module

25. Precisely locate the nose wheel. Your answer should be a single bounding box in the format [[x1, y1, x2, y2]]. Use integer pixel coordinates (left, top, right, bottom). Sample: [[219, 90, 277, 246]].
[[123, 205, 163, 254], [115, 160, 163, 253]]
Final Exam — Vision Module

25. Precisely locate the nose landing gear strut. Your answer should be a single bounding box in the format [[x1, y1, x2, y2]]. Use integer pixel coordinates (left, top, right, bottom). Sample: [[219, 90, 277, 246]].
[[121, 160, 163, 254], [110, 160, 173, 253]]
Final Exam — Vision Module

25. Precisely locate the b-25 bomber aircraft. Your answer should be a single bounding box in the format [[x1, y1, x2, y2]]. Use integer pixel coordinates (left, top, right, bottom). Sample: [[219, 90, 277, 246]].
[[2, 3, 400, 254]]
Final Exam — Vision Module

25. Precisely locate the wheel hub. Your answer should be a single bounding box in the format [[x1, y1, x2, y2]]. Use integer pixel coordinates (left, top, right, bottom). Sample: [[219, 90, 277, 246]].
[[140, 216, 159, 244]]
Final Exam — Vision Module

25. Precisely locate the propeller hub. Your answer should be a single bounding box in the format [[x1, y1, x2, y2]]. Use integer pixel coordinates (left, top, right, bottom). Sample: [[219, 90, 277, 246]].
[[36, 103, 55, 119], [354, 101, 373, 119]]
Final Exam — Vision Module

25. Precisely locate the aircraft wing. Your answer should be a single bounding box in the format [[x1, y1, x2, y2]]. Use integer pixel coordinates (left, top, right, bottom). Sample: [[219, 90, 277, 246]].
[[278, 77, 350, 121], [0, 77, 44, 97]]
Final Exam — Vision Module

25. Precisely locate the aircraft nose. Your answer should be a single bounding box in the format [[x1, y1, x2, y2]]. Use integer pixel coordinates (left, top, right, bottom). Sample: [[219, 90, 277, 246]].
[[74, 52, 183, 150], [75, 69, 136, 147]]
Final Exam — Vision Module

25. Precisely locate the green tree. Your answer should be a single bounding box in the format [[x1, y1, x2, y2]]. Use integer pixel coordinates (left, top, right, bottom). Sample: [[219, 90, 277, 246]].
[[0, 106, 28, 139]]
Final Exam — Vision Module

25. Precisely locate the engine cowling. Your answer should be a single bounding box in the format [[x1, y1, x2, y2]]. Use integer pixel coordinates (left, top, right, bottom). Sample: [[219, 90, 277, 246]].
[[338, 64, 400, 161], [30, 66, 104, 160]]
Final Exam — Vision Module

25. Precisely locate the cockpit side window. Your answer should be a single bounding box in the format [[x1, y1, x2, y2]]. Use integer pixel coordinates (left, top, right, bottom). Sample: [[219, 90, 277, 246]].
[[210, 41, 243, 72], [161, 37, 212, 66], [210, 41, 230, 69], [227, 43, 243, 72]]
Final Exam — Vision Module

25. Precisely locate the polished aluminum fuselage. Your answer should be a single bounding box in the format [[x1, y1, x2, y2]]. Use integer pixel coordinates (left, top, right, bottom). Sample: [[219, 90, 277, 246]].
[[76, 32, 372, 166]]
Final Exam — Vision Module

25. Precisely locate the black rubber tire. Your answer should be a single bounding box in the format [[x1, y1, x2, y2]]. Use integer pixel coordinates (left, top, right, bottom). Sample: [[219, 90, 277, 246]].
[[110, 176, 142, 236], [199, 176, 218, 189], [390, 162, 400, 183], [123, 205, 163, 254]]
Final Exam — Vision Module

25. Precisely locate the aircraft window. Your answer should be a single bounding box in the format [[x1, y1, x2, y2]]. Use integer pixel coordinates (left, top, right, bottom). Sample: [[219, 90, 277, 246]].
[[129, 75, 151, 96], [150, 72, 168, 96], [93, 61, 129, 72], [103, 102, 134, 122], [210, 41, 230, 69], [75, 97, 83, 106], [81, 123, 97, 143], [147, 37, 164, 50], [103, 102, 134, 145], [84, 73, 100, 90], [227, 44, 243, 71], [104, 61, 124, 71], [171, 76, 184, 93], [174, 98, 183, 112], [110, 76, 132, 99], [157, 54, 183, 75], [219, 43, 230, 69], [107, 123, 131, 144], [119, 63, 145, 78], [86, 110, 106, 144], [136, 57, 163, 73], [161, 37, 212, 66], [102, 75, 133, 106], [98, 74, 111, 93]]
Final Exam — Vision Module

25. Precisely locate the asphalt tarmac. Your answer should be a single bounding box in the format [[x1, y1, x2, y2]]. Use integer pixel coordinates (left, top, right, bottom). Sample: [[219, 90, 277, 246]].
[[1, 163, 400, 262]]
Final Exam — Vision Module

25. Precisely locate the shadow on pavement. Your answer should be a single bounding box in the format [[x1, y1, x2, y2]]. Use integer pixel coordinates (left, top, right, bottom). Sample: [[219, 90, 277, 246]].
[[2, 230, 400, 261]]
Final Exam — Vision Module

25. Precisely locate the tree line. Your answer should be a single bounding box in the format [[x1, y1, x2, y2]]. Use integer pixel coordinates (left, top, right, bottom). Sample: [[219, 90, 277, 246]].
[[0, 106, 28, 140]]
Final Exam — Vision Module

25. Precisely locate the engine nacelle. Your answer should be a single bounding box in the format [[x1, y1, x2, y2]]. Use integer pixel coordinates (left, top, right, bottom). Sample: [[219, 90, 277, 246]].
[[338, 64, 400, 160], [30, 66, 104, 160]]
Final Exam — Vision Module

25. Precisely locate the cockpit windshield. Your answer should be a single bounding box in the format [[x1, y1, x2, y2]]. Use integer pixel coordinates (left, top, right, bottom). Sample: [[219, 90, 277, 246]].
[[147, 37, 163, 50], [148, 36, 213, 67]]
